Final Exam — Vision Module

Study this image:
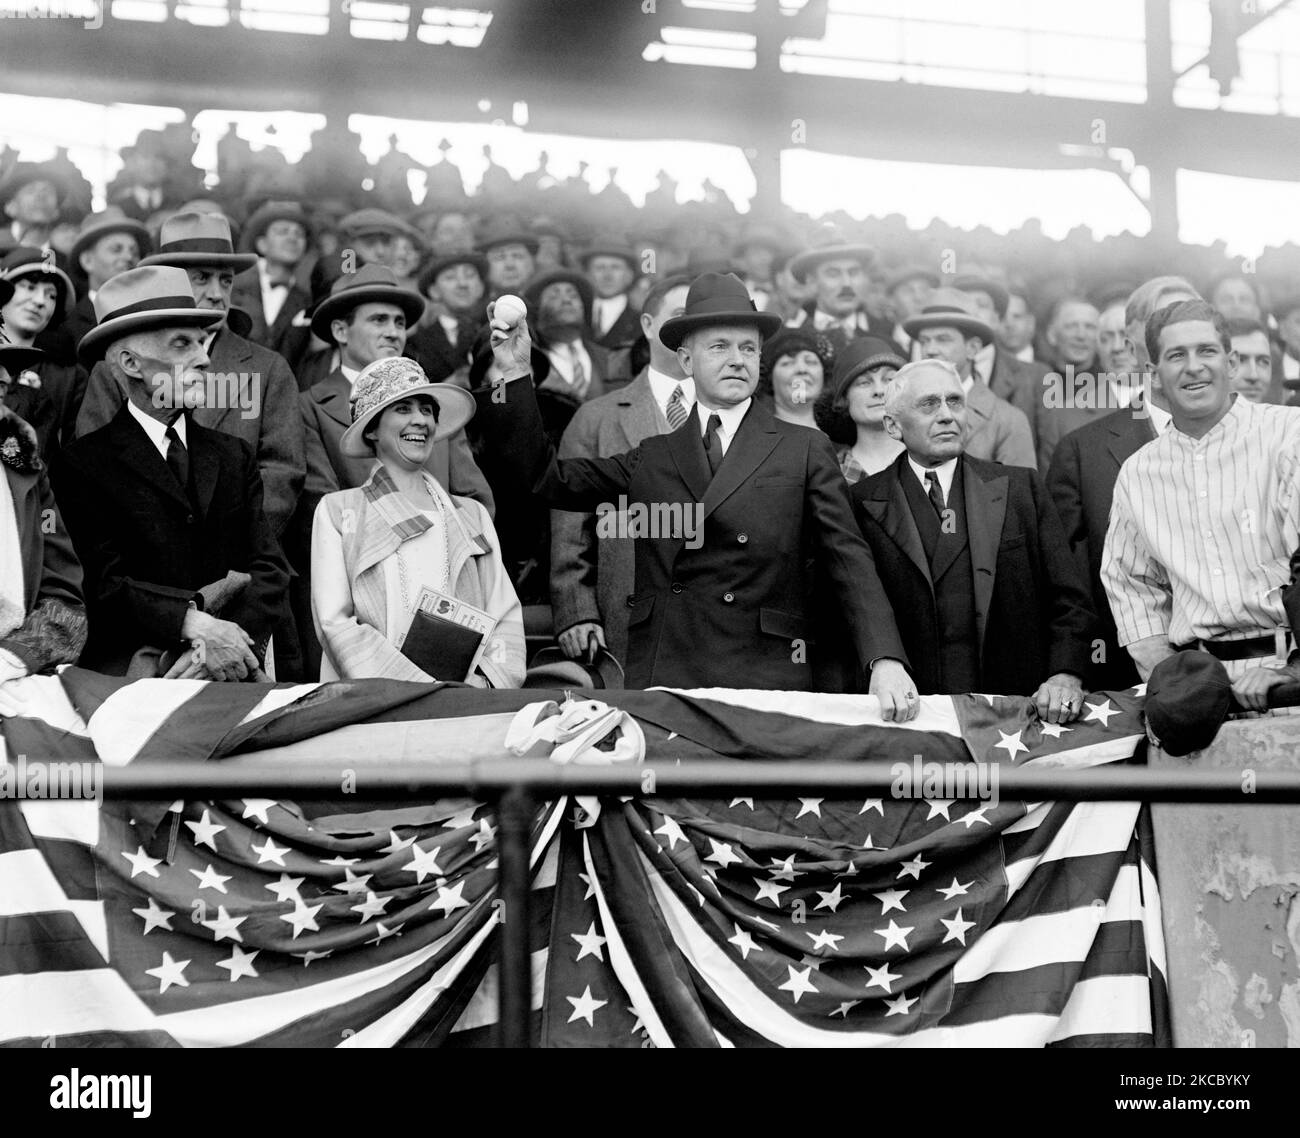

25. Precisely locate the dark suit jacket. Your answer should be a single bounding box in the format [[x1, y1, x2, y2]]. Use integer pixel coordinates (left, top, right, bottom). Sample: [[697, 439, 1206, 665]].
[[550, 369, 669, 666], [407, 316, 481, 382], [852, 453, 1095, 696], [534, 335, 631, 400], [988, 349, 1050, 445], [52, 406, 290, 675], [74, 325, 306, 539], [1045, 404, 1157, 692], [3, 359, 88, 465], [41, 294, 96, 366], [230, 266, 314, 371], [592, 301, 641, 351], [476, 377, 909, 691]]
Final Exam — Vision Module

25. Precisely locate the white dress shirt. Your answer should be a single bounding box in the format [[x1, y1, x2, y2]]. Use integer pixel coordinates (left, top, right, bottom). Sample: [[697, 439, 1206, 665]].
[[1282, 353, 1299, 382], [1102, 396, 1300, 650], [438, 313, 461, 347], [974, 341, 996, 385], [1144, 398, 1172, 436], [907, 455, 957, 506], [592, 294, 628, 338], [646, 368, 695, 422], [258, 259, 290, 327], [127, 398, 186, 460], [341, 363, 362, 392], [696, 398, 750, 456]]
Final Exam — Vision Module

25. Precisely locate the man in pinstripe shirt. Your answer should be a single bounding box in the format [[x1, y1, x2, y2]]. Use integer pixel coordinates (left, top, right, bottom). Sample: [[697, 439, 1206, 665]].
[[1102, 299, 1300, 710]]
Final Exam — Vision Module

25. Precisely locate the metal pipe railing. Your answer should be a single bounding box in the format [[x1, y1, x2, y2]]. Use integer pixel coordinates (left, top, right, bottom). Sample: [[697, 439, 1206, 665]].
[[19, 757, 1300, 1045]]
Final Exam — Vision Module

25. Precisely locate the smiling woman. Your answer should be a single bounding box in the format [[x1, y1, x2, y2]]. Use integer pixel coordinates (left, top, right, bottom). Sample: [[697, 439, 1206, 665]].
[[309, 355, 526, 687]]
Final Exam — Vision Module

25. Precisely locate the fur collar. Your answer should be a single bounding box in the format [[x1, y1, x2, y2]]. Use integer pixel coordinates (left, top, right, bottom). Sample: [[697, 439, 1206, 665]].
[[0, 407, 42, 475]]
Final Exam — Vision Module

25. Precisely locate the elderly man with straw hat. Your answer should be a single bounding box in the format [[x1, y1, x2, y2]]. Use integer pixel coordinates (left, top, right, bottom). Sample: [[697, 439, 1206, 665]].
[[74, 211, 306, 540], [52, 265, 290, 681]]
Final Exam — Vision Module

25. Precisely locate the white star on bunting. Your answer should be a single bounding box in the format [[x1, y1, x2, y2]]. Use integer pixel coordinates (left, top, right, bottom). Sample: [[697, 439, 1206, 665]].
[[251, 836, 289, 867], [145, 952, 191, 994], [264, 873, 304, 902], [796, 798, 824, 819], [874, 919, 914, 952], [241, 799, 277, 825], [184, 808, 226, 851], [863, 962, 901, 993], [121, 846, 162, 879], [189, 864, 231, 894], [884, 992, 919, 1017], [874, 887, 909, 914], [216, 945, 260, 982], [936, 878, 971, 900], [1084, 699, 1119, 726], [728, 924, 761, 960], [132, 898, 175, 934], [896, 855, 930, 881], [815, 883, 847, 912], [994, 730, 1029, 760], [571, 922, 608, 962], [566, 985, 608, 1027], [940, 908, 977, 946], [777, 965, 819, 1003], [200, 905, 246, 943], [705, 838, 743, 869], [753, 878, 790, 906]]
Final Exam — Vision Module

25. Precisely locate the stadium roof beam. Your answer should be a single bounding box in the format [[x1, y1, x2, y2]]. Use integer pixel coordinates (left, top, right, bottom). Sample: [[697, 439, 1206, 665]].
[[2, 4, 1299, 233]]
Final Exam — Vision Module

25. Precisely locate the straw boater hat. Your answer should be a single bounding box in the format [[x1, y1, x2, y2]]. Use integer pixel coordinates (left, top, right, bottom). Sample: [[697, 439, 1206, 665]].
[[310, 263, 426, 344], [0, 246, 76, 323], [76, 265, 224, 366], [339, 356, 476, 458], [657, 271, 781, 351], [901, 288, 996, 346], [69, 207, 151, 266], [138, 212, 257, 272]]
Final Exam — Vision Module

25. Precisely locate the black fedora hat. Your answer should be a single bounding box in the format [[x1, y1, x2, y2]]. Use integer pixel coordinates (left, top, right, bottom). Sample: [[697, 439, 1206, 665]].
[[240, 199, 313, 252], [658, 272, 781, 351]]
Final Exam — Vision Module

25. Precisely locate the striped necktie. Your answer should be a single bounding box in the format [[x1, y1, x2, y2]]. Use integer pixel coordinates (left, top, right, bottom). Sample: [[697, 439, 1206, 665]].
[[666, 384, 688, 430]]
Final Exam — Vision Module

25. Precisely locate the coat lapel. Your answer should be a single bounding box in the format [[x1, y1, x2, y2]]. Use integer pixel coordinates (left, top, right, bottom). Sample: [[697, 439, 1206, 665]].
[[314, 370, 354, 430], [110, 408, 192, 512], [621, 371, 664, 447], [195, 327, 253, 433], [962, 456, 1007, 658], [666, 413, 711, 503], [189, 424, 222, 518], [701, 401, 781, 520], [864, 455, 931, 587], [1107, 405, 1155, 469]]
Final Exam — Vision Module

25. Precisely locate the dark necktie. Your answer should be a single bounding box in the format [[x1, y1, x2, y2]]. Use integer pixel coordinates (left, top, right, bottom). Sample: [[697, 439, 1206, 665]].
[[703, 413, 723, 477], [924, 469, 945, 517], [165, 423, 190, 495]]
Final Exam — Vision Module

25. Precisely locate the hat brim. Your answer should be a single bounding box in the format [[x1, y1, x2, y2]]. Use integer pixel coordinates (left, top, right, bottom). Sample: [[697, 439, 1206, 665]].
[[77, 308, 224, 366], [2, 262, 76, 313], [901, 312, 994, 346], [0, 345, 45, 374], [658, 310, 782, 352], [70, 219, 152, 265], [339, 381, 476, 458], [138, 251, 258, 271], [417, 255, 487, 297], [311, 286, 426, 344], [887, 269, 941, 292], [788, 245, 876, 282], [241, 212, 312, 253], [479, 235, 540, 256], [578, 247, 638, 269]]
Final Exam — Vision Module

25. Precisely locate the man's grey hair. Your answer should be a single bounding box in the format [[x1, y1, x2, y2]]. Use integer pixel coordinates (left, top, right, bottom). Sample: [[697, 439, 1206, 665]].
[[883, 358, 962, 419]]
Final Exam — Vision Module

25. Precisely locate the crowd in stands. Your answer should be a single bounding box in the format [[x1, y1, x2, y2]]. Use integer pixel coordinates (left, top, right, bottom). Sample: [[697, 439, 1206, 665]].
[[3, 120, 1300, 728]]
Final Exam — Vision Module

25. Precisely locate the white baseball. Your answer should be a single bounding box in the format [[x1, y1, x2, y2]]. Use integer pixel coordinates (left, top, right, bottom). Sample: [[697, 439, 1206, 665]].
[[493, 294, 528, 327]]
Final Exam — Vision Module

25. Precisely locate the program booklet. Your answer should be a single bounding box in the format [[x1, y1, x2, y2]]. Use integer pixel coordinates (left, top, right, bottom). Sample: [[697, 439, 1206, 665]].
[[396, 586, 495, 682]]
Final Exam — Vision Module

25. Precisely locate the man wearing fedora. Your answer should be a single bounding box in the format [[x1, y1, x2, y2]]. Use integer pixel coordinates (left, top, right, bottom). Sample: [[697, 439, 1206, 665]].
[[0, 247, 86, 461], [294, 263, 493, 677], [309, 208, 415, 298], [74, 213, 305, 549], [903, 289, 1035, 468], [0, 163, 68, 252], [477, 271, 918, 713], [952, 274, 1050, 436], [230, 200, 314, 369], [407, 251, 488, 383], [580, 242, 641, 351], [52, 266, 290, 680], [47, 207, 150, 365], [850, 359, 1094, 714], [549, 274, 693, 673], [884, 265, 939, 357], [525, 267, 627, 405], [785, 243, 893, 355]]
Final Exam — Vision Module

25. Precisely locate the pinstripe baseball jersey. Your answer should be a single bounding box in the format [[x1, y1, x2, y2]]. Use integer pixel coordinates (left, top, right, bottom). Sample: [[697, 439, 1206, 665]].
[[1101, 395, 1300, 647]]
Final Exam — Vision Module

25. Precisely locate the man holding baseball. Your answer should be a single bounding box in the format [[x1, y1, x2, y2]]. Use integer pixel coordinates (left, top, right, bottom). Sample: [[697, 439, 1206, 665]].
[[475, 272, 919, 718]]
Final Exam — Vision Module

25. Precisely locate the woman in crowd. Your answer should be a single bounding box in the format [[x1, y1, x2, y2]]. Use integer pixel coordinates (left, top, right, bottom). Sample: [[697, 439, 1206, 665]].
[[0, 393, 87, 715], [310, 356, 525, 687], [757, 328, 834, 429], [813, 336, 907, 483]]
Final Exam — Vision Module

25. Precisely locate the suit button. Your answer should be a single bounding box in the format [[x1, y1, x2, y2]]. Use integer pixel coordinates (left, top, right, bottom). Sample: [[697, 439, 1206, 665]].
[[737, 533, 748, 544], [671, 583, 683, 594], [626, 595, 635, 608], [723, 592, 735, 603], [186, 514, 195, 524]]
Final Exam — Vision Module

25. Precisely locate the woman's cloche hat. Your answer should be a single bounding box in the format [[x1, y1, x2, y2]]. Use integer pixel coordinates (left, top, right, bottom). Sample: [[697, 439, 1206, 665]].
[[340, 356, 476, 458]]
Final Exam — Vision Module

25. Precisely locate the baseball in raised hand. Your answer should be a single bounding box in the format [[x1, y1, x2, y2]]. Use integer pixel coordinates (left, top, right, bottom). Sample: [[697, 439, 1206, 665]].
[[488, 295, 533, 380]]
